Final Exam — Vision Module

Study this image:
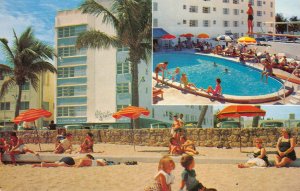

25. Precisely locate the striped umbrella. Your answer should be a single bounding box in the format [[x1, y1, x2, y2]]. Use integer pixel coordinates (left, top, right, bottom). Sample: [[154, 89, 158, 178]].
[[216, 35, 233, 42], [238, 36, 257, 44], [113, 106, 150, 150], [14, 108, 52, 151]]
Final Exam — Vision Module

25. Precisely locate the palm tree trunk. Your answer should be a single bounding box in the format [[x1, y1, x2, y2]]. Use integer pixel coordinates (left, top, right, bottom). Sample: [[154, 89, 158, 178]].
[[130, 52, 140, 129], [252, 105, 261, 127], [197, 105, 208, 128], [14, 85, 23, 130]]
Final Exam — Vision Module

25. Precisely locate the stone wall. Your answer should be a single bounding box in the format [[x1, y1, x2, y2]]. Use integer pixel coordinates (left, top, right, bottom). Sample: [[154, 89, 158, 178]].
[[1, 128, 299, 147]]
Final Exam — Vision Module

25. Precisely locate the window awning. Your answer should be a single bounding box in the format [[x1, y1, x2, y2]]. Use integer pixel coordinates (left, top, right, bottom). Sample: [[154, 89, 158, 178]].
[[153, 28, 169, 39]]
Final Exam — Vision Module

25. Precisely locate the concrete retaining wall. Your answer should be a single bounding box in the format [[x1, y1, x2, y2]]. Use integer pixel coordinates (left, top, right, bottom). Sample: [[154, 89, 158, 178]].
[[1, 128, 299, 147]]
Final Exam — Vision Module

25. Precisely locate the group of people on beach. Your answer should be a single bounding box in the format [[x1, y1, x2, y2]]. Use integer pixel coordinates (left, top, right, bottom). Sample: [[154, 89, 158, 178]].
[[154, 62, 222, 97]]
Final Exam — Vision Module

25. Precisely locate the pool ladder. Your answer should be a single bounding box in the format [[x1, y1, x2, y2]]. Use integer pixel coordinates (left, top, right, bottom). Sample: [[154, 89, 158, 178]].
[[277, 61, 300, 104]]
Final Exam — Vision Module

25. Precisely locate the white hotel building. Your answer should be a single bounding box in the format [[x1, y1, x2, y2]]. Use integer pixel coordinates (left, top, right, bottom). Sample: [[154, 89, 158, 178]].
[[153, 0, 275, 38], [54, 8, 213, 128]]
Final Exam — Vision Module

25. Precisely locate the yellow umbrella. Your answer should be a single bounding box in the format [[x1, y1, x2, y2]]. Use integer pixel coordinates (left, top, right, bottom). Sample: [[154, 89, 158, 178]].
[[197, 33, 209, 38], [238, 36, 256, 44]]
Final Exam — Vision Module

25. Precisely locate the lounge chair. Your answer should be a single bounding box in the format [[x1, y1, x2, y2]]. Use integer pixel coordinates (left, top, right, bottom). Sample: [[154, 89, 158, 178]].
[[152, 88, 164, 103]]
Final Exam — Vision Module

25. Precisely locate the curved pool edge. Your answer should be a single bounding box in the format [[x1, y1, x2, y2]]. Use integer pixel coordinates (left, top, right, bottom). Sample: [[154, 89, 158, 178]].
[[153, 75, 294, 104]]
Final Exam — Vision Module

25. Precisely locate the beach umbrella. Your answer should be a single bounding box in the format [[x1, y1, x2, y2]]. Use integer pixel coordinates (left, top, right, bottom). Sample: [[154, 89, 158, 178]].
[[112, 106, 150, 151], [217, 105, 266, 152], [184, 33, 194, 38], [238, 36, 256, 44], [180, 34, 187, 37], [161, 34, 176, 40], [14, 108, 52, 151], [197, 33, 209, 39], [216, 35, 233, 42]]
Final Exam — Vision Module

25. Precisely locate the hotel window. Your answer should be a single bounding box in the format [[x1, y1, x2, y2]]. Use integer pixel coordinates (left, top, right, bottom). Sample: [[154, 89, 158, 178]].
[[257, 0, 262, 6], [270, 2, 273, 8], [213, 20, 216, 25], [57, 25, 87, 38], [185, 115, 190, 122], [58, 67, 75, 78], [57, 106, 86, 117], [270, 12, 273, 17], [263, 1, 265, 4], [183, 5, 186, 9], [203, 20, 210, 27], [213, 7, 216, 11], [58, 46, 87, 57], [233, 21, 239, 27], [183, 20, 187, 24], [57, 87, 74, 97], [117, 105, 129, 111], [153, 2, 158, 11], [233, 0, 239, 4], [223, 0, 229, 3], [21, 82, 30, 90], [223, 8, 229, 15], [189, 20, 198, 27], [117, 61, 130, 74], [0, 102, 10, 110], [233, 9, 239, 15], [189, 6, 198, 13], [241, 21, 244, 25], [257, 11, 262, 16], [249, 0, 254, 5], [257, 22, 262, 27], [153, 18, 158, 27], [202, 7, 210, 13], [223, 21, 230, 27], [117, 83, 129, 93], [241, 10, 244, 13], [20, 102, 29, 110], [74, 66, 86, 77], [263, 11, 265, 15]]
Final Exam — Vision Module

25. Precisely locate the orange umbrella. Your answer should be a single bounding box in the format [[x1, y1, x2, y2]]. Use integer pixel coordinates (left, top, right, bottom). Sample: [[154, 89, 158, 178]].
[[14, 108, 52, 151], [197, 33, 209, 38], [14, 109, 52, 124], [237, 36, 256, 44], [112, 106, 150, 150], [217, 105, 266, 152]]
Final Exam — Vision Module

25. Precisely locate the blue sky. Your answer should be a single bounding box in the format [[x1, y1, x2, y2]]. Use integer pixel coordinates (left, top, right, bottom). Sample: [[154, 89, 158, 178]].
[[213, 105, 300, 120]]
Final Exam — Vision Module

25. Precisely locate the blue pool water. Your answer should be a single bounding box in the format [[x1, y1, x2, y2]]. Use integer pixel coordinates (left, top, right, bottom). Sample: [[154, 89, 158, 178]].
[[153, 53, 283, 96]]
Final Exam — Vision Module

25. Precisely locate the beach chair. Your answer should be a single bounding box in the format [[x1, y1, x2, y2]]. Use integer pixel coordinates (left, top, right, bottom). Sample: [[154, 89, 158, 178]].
[[152, 88, 164, 103]]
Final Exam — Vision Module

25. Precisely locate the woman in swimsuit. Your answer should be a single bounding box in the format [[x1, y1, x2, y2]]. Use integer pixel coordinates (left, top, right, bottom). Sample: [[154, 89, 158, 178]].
[[247, 3, 254, 34], [275, 128, 297, 168], [205, 78, 222, 96], [32, 154, 107, 168]]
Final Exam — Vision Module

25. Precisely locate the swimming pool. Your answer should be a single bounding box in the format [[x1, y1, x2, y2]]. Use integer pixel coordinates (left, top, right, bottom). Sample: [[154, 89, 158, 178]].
[[153, 52, 283, 96]]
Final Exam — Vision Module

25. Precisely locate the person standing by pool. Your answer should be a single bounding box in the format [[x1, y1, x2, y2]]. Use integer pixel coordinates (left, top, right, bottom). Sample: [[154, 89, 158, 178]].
[[274, 128, 297, 168], [155, 61, 168, 84], [247, 3, 254, 34], [261, 61, 273, 83]]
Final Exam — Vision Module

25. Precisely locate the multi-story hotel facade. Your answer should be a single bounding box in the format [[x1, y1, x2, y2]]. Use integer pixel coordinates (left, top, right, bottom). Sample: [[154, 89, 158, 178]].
[[153, 0, 276, 38], [55, 9, 213, 128]]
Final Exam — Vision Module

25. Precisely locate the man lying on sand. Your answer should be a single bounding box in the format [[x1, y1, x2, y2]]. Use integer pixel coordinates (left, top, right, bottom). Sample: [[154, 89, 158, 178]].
[[32, 154, 106, 168]]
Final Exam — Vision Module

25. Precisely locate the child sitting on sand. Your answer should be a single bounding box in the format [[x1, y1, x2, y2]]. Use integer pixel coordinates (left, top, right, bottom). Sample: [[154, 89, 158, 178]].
[[180, 155, 217, 191], [54, 133, 73, 154], [80, 132, 94, 153], [169, 137, 182, 155], [8, 132, 39, 165], [181, 73, 198, 91], [238, 138, 269, 168], [145, 156, 175, 191], [180, 136, 199, 156]]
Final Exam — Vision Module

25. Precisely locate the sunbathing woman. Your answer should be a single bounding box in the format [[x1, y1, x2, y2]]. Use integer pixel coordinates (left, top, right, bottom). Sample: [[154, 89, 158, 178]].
[[180, 136, 199, 155], [238, 138, 269, 168], [181, 73, 198, 91], [80, 132, 94, 153], [203, 78, 222, 96], [32, 154, 107, 168], [8, 132, 39, 165]]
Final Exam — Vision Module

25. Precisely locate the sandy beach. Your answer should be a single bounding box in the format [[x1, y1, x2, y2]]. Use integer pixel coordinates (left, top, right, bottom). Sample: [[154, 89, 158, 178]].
[[0, 144, 300, 191]]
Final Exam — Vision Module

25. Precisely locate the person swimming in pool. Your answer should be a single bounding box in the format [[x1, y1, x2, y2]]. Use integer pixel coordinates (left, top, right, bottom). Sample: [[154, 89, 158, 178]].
[[213, 62, 217, 67], [224, 68, 229, 73]]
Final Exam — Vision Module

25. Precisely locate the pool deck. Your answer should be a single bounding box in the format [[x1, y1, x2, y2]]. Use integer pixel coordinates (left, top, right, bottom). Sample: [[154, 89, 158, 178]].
[[153, 51, 300, 105]]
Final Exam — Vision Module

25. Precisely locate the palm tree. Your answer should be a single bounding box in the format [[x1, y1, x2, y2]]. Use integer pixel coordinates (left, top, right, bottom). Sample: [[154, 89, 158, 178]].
[[0, 27, 56, 121], [197, 105, 208, 128], [76, 0, 151, 128]]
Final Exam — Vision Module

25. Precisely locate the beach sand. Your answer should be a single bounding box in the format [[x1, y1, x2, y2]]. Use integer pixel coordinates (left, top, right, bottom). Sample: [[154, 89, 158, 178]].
[[0, 144, 300, 191]]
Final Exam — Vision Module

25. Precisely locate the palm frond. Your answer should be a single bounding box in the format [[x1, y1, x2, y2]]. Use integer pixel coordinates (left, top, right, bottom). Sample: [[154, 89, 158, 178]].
[[76, 30, 120, 49], [27, 73, 39, 91], [17, 27, 35, 52], [29, 60, 57, 74], [31, 41, 54, 60], [0, 64, 13, 75], [0, 38, 15, 65], [80, 0, 119, 27], [0, 77, 16, 99]]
